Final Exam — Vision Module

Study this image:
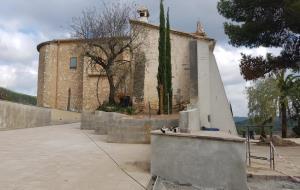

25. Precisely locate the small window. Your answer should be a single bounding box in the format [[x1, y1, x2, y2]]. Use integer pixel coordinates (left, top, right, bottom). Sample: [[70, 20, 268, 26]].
[[70, 57, 77, 69]]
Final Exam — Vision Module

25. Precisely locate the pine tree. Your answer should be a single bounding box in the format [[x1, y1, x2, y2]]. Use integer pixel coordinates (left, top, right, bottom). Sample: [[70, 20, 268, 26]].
[[218, 0, 300, 81], [166, 7, 172, 114], [157, 0, 167, 114], [218, 0, 300, 137]]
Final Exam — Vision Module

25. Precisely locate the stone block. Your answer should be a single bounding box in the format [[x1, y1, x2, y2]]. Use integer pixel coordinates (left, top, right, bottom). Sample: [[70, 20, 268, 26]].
[[94, 111, 127, 135], [80, 112, 96, 130], [179, 108, 200, 133]]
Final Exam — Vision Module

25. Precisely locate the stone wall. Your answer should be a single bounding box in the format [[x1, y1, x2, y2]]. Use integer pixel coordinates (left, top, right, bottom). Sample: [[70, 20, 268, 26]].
[[132, 21, 193, 111], [55, 43, 83, 111], [37, 45, 46, 106], [37, 22, 222, 113], [37, 21, 207, 113], [37, 40, 133, 113], [132, 51, 146, 112], [37, 43, 57, 108], [37, 41, 84, 111], [82, 58, 110, 112]]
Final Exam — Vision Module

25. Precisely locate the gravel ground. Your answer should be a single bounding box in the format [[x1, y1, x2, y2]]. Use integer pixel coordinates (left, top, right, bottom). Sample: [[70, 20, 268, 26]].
[[247, 178, 300, 190], [152, 177, 300, 190]]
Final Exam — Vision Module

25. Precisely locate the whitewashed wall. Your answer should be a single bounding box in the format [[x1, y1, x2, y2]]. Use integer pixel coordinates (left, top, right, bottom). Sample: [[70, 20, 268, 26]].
[[209, 52, 237, 134]]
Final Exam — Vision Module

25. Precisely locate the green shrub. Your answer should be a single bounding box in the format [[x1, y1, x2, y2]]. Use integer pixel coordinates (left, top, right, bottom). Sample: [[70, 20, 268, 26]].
[[293, 126, 300, 136], [97, 102, 135, 115], [0, 87, 36, 105]]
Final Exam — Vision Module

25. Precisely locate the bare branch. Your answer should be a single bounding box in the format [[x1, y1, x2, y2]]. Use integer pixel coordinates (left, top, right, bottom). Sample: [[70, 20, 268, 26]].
[[71, 1, 146, 104]]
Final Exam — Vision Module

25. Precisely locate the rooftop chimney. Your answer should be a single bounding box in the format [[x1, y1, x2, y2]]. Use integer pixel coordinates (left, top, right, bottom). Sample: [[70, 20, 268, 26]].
[[137, 6, 150, 23]]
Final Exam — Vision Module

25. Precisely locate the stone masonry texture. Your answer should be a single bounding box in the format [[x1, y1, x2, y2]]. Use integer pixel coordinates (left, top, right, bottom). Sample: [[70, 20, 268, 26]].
[[37, 21, 211, 112]]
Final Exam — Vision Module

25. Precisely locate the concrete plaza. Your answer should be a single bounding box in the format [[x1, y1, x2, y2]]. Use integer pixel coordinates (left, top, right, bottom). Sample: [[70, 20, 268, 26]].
[[0, 123, 299, 190], [0, 123, 150, 190]]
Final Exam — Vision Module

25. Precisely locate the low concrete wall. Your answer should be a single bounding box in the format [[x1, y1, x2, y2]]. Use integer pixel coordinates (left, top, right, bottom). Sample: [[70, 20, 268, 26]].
[[0, 100, 51, 130], [0, 100, 82, 130], [81, 112, 96, 130], [95, 111, 126, 134], [107, 117, 178, 144], [81, 111, 179, 144], [151, 131, 248, 190], [51, 109, 81, 125], [80, 111, 127, 132]]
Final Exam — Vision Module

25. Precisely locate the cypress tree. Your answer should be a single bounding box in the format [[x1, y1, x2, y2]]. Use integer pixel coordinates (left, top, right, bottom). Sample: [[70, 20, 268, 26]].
[[166, 7, 172, 114], [157, 0, 166, 114]]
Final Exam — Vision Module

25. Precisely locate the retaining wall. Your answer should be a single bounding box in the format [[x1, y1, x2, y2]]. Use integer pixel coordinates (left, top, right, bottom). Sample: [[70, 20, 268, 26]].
[[80, 111, 126, 131], [81, 111, 179, 144], [151, 131, 247, 190], [50, 109, 81, 124], [107, 117, 178, 144], [0, 100, 81, 130], [0, 100, 51, 130]]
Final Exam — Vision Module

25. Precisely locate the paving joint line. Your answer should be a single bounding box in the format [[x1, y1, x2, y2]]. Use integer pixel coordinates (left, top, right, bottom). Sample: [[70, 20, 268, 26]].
[[81, 130, 147, 190]]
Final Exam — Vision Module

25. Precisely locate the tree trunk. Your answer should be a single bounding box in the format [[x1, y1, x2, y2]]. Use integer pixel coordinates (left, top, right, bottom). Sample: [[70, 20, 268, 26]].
[[280, 101, 287, 138], [106, 69, 116, 105], [159, 85, 164, 115]]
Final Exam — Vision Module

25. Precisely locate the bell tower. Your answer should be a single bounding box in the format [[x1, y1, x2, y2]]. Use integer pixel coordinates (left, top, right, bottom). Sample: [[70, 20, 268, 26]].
[[137, 6, 150, 23]]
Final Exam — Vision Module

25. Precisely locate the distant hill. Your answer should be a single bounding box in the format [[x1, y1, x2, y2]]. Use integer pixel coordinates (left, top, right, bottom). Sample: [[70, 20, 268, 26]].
[[0, 87, 36, 105], [233, 117, 248, 123], [233, 116, 296, 133]]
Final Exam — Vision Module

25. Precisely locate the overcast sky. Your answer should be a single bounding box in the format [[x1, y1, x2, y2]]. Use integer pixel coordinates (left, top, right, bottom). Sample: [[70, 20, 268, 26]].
[[0, 0, 278, 116]]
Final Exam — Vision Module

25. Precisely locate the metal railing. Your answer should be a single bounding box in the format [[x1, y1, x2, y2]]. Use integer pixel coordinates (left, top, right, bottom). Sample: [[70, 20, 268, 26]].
[[244, 125, 275, 170]]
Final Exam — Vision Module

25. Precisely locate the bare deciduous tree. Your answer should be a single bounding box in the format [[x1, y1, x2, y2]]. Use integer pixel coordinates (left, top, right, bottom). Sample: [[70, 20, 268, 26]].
[[71, 1, 144, 106]]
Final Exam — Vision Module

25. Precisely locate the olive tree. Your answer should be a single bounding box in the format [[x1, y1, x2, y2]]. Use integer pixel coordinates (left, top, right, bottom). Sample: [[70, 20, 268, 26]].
[[247, 71, 300, 138], [247, 77, 279, 124], [71, 1, 144, 106]]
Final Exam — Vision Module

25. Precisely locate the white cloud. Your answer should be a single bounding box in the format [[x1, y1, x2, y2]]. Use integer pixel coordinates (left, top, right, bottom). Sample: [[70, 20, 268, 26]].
[[0, 29, 35, 63], [0, 62, 37, 95], [0, 0, 284, 115], [0, 19, 45, 96], [0, 65, 17, 88], [214, 45, 281, 116]]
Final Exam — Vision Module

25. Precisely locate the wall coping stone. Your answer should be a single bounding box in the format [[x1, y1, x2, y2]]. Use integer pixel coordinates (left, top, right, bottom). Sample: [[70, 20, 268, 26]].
[[151, 130, 245, 143]]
